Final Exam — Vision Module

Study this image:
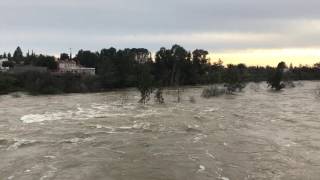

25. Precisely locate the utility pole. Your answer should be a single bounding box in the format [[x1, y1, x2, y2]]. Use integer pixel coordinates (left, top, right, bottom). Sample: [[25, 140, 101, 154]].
[[69, 48, 72, 60]]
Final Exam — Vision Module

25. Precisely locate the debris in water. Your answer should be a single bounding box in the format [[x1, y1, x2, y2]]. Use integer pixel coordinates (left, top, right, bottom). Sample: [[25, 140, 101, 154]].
[[186, 125, 202, 133], [44, 156, 56, 159], [206, 150, 215, 159], [220, 177, 230, 180], [197, 165, 206, 173], [96, 124, 103, 129]]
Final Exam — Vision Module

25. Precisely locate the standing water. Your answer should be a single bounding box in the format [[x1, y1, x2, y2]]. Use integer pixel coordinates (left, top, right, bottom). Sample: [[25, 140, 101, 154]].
[[0, 81, 320, 180]]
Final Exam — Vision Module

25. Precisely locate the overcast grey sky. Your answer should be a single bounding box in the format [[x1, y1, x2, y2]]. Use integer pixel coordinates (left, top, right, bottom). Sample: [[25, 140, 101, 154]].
[[1, 0, 320, 56]]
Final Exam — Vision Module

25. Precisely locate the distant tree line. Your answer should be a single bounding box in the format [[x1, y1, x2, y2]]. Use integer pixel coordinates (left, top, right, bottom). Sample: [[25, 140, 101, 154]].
[[1, 47, 57, 70], [1, 45, 320, 95]]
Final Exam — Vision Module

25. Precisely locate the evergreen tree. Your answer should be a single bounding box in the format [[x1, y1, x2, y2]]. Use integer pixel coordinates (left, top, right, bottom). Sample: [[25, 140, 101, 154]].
[[13, 46, 23, 64]]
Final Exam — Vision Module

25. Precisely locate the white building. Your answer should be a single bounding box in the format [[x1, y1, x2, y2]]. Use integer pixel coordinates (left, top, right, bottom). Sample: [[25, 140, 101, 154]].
[[0, 58, 10, 72], [58, 61, 95, 76]]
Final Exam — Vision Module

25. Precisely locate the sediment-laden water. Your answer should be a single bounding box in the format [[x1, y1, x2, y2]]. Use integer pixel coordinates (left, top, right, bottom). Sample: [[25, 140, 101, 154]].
[[0, 81, 320, 180]]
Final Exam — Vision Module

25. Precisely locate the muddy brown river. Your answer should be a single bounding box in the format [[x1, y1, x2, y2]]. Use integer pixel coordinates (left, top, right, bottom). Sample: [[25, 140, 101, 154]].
[[0, 81, 320, 180]]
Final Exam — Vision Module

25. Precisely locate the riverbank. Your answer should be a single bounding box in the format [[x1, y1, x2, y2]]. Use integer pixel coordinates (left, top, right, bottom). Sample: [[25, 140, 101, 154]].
[[1, 68, 320, 96]]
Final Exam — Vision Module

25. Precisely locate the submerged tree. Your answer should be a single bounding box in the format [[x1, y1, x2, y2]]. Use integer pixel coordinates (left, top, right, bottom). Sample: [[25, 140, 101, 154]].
[[267, 61, 287, 90], [201, 85, 226, 98], [154, 88, 164, 104], [136, 63, 154, 104], [154, 45, 189, 102], [223, 64, 247, 93]]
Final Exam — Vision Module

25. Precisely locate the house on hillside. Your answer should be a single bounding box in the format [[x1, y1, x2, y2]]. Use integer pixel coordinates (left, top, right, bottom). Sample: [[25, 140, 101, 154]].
[[57, 60, 95, 76]]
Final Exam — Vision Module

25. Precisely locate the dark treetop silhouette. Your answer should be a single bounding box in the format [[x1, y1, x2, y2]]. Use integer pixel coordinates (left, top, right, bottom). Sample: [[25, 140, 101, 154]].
[[1, 45, 320, 95]]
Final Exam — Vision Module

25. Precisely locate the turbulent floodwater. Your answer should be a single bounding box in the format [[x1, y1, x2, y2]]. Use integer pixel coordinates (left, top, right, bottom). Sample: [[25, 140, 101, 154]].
[[0, 81, 320, 180]]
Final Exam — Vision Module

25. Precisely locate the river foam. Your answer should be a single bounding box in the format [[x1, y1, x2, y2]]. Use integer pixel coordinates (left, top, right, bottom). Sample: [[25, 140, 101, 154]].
[[20, 102, 160, 123]]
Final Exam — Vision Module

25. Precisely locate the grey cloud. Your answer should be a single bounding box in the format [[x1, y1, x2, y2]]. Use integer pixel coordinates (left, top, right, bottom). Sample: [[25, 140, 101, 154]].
[[1, 0, 320, 53]]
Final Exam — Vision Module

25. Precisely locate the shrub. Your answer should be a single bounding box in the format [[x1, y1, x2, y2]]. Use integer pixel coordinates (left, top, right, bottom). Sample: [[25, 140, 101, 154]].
[[0, 73, 19, 94], [154, 88, 164, 104], [224, 83, 246, 94], [201, 85, 226, 98]]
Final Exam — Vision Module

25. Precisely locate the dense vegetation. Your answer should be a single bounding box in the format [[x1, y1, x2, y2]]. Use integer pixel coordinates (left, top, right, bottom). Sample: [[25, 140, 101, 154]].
[[1, 45, 320, 96]]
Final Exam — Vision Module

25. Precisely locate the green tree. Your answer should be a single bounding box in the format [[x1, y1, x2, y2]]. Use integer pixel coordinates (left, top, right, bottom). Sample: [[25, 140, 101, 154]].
[[76, 50, 99, 68], [97, 56, 119, 88], [33, 55, 58, 70], [60, 53, 70, 60], [13, 46, 23, 64], [192, 49, 209, 83]]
